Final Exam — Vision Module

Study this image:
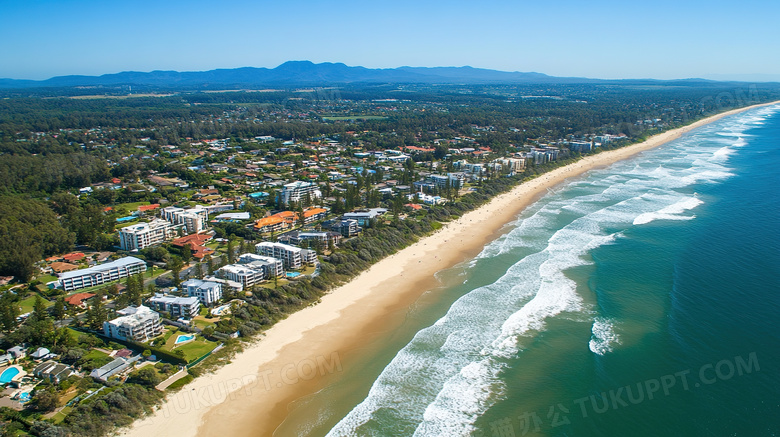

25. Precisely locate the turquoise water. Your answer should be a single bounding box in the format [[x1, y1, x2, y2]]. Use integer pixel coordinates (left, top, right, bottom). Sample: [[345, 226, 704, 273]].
[[0, 367, 20, 384], [175, 334, 195, 344], [287, 272, 302, 278], [278, 105, 780, 436]]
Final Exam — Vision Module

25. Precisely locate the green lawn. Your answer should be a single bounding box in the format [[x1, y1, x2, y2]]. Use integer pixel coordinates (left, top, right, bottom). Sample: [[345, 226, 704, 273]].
[[116, 219, 141, 228], [52, 406, 72, 424], [162, 333, 217, 362], [192, 316, 216, 330], [78, 349, 112, 371], [36, 274, 59, 284], [17, 295, 53, 314], [81, 349, 110, 362], [65, 328, 82, 341], [113, 202, 151, 215]]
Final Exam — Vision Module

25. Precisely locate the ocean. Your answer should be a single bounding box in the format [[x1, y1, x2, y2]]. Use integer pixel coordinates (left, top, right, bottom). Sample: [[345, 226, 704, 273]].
[[276, 105, 780, 437]]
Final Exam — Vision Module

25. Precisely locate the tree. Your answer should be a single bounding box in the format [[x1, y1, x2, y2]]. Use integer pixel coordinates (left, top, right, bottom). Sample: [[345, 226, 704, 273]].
[[227, 239, 235, 264], [180, 244, 192, 263], [52, 296, 67, 322], [0, 295, 19, 332], [195, 262, 203, 280], [206, 255, 214, 276], [31, 386, 59, 412], [296, 204, 305, 227], [168, 256, 184, 289], [33, 295, 49, 321], [127, 366, 161, 387], [86, 299, 107, 331]]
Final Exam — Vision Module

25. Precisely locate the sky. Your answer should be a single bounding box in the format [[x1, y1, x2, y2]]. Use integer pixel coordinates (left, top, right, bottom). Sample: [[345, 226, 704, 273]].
[[2, 0, 779, 81]]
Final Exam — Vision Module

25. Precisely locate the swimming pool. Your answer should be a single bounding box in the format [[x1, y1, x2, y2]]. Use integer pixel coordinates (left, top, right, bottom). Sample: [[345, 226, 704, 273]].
[[18, 392, 30, 402], [174, 334, 195, 345], [286, 272, 301, 278], [0, 367, 20, 384]]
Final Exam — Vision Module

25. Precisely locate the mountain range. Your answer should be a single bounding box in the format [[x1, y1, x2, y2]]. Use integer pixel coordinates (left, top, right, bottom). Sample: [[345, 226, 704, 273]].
[[0, 61, 714, 89]]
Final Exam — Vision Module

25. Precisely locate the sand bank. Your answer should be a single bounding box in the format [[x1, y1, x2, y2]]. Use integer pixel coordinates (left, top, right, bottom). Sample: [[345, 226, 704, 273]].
[[119, 102, 778, 437]]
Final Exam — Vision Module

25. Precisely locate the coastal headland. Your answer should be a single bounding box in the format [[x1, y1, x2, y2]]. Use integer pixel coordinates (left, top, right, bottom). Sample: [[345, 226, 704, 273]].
[[119, 101, 779, 437]]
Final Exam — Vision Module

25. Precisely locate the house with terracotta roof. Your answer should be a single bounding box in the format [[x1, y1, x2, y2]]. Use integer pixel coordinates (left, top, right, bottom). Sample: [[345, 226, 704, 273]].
[[254, 215, 290, 233], [171, 233, 215, 259], [171, 233, 213, 248], [51, 262, 79, 274], [138, 203, 161, 213], [302, 207, 328, 224], [64, 292, 96, 308], [63, 252, 86, 263]]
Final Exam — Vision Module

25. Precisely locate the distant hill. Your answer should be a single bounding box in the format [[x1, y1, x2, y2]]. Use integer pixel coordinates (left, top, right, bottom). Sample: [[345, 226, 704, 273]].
[[0, 61, 608, 89], [0, 61, 726, 89]]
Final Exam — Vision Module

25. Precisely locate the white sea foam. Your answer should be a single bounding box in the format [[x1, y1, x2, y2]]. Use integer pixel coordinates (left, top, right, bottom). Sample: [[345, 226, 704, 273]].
[[326, 106, 774, 437], [589, 317, 620, 355], [633, 196, 703, 225]]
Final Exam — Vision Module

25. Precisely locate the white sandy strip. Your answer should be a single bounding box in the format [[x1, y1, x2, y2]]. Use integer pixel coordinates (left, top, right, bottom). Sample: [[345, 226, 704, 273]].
[[117, 101, 778, 437]]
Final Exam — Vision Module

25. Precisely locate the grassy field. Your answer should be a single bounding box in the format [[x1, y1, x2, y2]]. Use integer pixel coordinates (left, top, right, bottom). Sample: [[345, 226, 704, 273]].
[[116, 219, 141, 228], [51, 406, 73, 424], [191, 315, 217, 330], [17, 295, 53, 314], [113, 201, 151, 216], [36, 274, 59, 284], [162, 332, 217, 362]]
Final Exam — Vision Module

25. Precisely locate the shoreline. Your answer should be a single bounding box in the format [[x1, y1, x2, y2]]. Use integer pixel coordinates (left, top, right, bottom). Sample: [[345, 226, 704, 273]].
[[118, 101, 779, 437]]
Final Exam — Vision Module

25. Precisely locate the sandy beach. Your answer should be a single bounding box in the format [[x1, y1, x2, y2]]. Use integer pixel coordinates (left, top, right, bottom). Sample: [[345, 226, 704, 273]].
[[118, 101, 778, 437]]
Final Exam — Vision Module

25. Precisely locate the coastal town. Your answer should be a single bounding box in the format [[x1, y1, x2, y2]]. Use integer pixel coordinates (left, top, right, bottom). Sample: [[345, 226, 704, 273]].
[[0, 82, 774, 436]]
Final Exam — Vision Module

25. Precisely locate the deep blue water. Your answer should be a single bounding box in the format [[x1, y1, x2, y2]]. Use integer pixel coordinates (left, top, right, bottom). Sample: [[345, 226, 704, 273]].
[[283, 105, 780, 437]]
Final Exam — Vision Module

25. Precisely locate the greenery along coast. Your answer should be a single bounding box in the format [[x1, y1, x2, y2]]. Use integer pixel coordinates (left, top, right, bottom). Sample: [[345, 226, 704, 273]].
[[0, 80, 778, 436]]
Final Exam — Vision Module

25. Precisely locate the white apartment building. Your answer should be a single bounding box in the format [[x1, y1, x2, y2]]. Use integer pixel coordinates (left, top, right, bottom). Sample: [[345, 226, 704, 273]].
[[103, 305, 163, 342], [217, 264, 265, 289], [147, 293, 200, 319], [279, 181, 322, 206], [182, 279, 223, 305], [217, 253, 284, 289], [255, 242, 316, 269], [59, 257, 146, 292], [430, 173, 465, 189], [118, 219, 178, 251], [161, 206, 209, 234], [237, 253, 285, 278], [492, 157, 526, 173]]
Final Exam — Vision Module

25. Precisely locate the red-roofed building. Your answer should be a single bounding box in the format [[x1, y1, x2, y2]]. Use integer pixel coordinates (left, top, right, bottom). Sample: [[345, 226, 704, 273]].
[[114, 348, 133, 358], [405, 203, 423, 210], [64, 292, 96, 308], [171, 233, 213, 248], [302, 207, 328, 224], [112, 178, 121, 184], [191, 246, 215, 260], [138, 203, 161, 212], [51, 262, 79, 273], [63, 252, 86, 262], [171, 234, 215, 260]]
